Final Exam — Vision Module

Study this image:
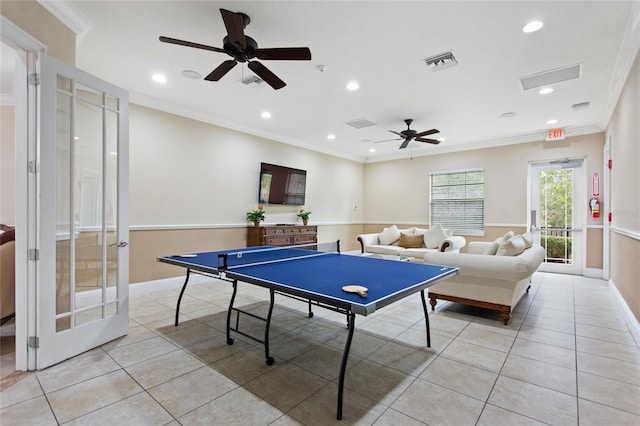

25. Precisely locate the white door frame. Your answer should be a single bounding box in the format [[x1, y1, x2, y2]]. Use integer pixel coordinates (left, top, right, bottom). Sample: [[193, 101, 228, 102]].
[[528, 158, 586, 275], [1, 16, 46, 371]]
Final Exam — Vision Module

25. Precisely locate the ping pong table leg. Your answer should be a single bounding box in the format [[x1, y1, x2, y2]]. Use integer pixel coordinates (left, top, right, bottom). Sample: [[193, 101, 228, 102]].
[[226, 280, 238, 345], [174, 269, 191, 326], [420, 290, 431, 347], [337, 311, 356, 420], [263, 289, 275, 365]]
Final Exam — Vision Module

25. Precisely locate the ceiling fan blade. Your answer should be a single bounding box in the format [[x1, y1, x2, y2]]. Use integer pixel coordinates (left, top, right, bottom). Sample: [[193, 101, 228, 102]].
[[414, 128, 440, 138], [254, 47, 312, 61], [373, 138, 401, 143], [415, 137, 441, 144], [204, 60, 237, 81], [220, 9, 246, 50], [389, 130, 404, 137], [399, 139, 411, 149], [248, 61, 286, 90], [159, 36, 226, 53]]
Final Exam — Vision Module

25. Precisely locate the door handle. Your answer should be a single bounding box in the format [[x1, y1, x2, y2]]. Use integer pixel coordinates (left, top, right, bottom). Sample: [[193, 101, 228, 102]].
[[110, 240, 128, 248]]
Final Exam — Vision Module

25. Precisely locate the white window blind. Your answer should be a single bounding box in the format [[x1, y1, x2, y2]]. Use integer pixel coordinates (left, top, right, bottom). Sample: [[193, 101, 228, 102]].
[[430, 169, 484, 234]]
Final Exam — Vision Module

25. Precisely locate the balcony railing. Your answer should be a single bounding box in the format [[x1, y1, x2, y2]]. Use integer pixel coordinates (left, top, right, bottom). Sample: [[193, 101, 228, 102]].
[[540, 226, 573, 264]]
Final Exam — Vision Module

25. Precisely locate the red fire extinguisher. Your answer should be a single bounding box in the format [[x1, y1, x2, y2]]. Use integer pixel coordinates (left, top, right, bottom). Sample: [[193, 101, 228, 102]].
[[589, 197, 600, 218]]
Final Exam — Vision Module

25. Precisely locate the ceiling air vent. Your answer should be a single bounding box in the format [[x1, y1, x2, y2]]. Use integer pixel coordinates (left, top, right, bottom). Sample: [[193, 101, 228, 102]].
[[572, 101, 590, 111], [519, 64, 581, 90], [423, 51, 458, 72], [345, 118, 377, 129]]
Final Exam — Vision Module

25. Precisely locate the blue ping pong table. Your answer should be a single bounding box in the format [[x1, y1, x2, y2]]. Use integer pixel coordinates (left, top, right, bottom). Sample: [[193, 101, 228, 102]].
[[158, 243, 457, 420]]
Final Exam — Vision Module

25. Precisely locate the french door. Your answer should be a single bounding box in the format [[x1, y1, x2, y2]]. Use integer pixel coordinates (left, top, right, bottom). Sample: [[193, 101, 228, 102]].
[[529, 160, 584, 274], [37, 55, 129, 368]]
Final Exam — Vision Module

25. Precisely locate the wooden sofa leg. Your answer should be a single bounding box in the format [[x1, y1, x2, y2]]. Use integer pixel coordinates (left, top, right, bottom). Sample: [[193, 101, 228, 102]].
[[500, 306, 511, 325], [429, 297, 437, 311], [526, 284, 531, 293]]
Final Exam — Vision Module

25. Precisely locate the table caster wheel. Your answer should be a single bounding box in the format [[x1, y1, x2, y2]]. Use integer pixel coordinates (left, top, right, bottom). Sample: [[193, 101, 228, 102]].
[[226, 337, 234, 345], [266, 357, 275, 365]]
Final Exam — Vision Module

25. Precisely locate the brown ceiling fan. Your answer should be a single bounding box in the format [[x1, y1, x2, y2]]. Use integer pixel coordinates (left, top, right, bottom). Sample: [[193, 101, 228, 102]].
[[375, 119, 441, 149], [159, 8, 311, 90]]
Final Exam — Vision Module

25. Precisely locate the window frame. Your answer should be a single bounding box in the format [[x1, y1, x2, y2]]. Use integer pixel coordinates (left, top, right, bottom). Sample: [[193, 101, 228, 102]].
[[429, 168, 485, 236]]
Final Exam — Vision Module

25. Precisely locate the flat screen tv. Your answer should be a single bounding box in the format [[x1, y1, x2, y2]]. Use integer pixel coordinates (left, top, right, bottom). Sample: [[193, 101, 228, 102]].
[[259, 162, 306, 205]]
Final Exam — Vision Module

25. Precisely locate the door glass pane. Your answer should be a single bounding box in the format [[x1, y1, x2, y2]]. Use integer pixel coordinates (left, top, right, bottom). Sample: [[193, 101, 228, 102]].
[[55, 78, 72, 332], [539, 168, 573, 264], [75, 97, 103, 307], [106, 109, 118, 295]]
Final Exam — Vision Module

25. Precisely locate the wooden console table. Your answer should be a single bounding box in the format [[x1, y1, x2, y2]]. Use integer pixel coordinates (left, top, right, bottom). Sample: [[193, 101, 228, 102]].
[[247, 225, 318, 247]]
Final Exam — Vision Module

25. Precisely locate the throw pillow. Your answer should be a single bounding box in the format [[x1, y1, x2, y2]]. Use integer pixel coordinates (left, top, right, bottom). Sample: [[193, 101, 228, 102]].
[[378, 225, 401, 245], [502, 230, 515, 241], [483, 239, 501, 255], [522, 232, 534, 248], [423, 224, 448, 249], [496, 234, 526, 256], [399, 234, 424, 248]]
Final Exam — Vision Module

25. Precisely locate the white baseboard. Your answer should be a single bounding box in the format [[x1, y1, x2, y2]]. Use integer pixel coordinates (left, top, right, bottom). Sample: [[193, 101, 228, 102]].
[[75, 275, 216, 308], [584, 268, 603, 279], [129, 275, 215, 297], [609, 278, 640, 347]]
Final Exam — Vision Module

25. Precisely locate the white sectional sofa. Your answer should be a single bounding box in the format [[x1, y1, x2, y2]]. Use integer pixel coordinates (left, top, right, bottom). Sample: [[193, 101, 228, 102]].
[[423, 232, 545, 324], [356, 224, 466, 259]]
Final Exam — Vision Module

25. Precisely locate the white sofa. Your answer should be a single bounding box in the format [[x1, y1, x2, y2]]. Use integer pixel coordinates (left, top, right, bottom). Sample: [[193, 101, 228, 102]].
[[356, 224, 466, 259], [423, 233, 545, 324]]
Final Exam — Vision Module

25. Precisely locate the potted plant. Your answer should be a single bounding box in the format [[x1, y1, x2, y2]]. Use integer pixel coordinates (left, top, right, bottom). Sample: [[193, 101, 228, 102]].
[[247, 205, 266, 227], [297, 209, 311, 226]]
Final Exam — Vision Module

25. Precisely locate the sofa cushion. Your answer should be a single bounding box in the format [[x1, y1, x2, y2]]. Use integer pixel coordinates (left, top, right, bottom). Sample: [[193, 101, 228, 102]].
[[367, 244, 403, 255], [496, 234, 526, 256], [399, 234, 424, 248], [378, 225, 401, 245], [423, 224, 448, 249], [482, 239, 501, 255], [522, 232, 534, 248]]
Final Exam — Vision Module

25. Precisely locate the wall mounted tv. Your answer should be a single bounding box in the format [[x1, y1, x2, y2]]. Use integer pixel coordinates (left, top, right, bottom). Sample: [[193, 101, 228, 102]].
[[259, 162, 307, 205]]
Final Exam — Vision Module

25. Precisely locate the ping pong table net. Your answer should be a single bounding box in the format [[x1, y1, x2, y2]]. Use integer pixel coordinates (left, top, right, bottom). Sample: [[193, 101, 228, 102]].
[[217, 240, 340, 271]]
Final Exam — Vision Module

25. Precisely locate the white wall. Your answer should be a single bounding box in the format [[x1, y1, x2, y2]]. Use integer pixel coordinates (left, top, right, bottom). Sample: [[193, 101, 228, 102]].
[[363, 133, 605, 229], [0, 105, 15, 225], [129, 104, 365, 228]]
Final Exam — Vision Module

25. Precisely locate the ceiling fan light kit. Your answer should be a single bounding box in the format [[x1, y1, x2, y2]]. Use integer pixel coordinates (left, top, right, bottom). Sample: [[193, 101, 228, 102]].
[[159, 8, 311, 90]]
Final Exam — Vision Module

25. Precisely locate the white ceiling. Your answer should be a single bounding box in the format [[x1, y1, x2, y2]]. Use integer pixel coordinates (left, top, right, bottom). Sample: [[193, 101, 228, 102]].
[[31, 1, 640, 161]]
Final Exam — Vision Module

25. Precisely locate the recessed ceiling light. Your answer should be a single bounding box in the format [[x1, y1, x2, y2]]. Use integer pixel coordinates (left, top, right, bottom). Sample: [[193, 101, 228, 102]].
[[181, 70, 201, 80], [152, 73, 167, 84], [500, 112, 517, 118], [523, 21, 544, 33], [346, 81, 359, 91], [327, 134, 336, 140], [438, 137, 445, 142], [368, 148, 376, 153], [547, 119, 558, 124], [261, 111, 271, 119], [539, 87, 554, 95]]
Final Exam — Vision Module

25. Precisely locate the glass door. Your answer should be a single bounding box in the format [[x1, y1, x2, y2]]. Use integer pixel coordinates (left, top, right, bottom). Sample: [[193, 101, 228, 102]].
[[37, 54, 129, 368], [529, 160, 584, 274]]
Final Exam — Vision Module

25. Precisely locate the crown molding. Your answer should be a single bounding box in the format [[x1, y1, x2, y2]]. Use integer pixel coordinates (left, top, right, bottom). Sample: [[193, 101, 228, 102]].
[[37, 0, 93, 42], [602, 0, 640, 129]]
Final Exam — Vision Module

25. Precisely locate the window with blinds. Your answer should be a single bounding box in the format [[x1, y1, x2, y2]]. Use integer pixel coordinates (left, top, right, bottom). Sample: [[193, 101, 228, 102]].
[[430, 169, 484, 235]]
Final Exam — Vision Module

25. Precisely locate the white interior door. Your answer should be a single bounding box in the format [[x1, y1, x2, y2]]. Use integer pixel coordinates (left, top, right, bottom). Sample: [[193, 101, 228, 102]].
[[37, 54, 129, 368], [529, 160, 584, 275]]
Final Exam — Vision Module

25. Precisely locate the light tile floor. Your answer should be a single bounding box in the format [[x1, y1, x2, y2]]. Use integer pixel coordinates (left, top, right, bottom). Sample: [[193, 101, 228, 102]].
[[1, 272, 640, 425]]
